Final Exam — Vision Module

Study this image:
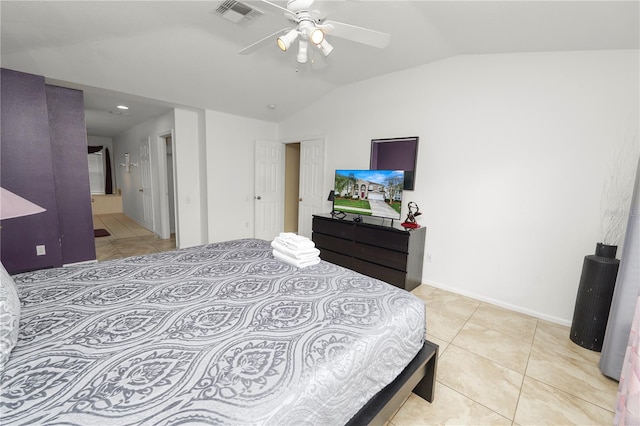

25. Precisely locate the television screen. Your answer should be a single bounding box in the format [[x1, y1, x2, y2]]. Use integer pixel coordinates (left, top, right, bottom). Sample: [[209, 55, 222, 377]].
[[333, 170, 404, 220]]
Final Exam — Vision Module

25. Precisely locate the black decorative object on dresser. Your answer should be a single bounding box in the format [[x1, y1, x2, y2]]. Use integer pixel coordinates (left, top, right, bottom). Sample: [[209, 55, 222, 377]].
[[312, 213, 426, 291]]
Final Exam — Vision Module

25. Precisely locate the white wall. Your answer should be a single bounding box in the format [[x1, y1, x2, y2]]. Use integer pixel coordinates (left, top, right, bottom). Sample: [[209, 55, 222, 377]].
[[279, 50, 640, 324], [205, 110, 278, 243], [174, 107, 208, 248]]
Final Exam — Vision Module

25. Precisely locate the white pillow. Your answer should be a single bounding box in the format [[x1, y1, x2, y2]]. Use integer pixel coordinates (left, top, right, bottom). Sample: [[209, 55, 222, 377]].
[[0, 262, 20, 369]]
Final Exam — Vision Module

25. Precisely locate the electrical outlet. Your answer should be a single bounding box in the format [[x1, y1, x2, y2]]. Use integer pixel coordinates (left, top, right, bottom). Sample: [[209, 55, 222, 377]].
[[36, 245, 46, 256]]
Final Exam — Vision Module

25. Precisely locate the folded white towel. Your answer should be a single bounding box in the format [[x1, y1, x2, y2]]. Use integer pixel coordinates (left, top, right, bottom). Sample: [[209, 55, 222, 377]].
[[279, 232, 307, 240], [278, 232, 316, 243], [272, 249, 320, 268], [274, 236, 316, 251], [271, 240, 320, 260]]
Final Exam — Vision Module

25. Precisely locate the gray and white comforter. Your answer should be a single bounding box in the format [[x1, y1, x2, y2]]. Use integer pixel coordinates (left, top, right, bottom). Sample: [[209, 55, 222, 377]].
[[1, 238, 425, 425]]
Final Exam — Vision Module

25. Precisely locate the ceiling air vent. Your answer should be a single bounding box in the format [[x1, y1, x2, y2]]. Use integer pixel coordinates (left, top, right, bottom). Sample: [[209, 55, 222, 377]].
[[214, 0, 264, 24]]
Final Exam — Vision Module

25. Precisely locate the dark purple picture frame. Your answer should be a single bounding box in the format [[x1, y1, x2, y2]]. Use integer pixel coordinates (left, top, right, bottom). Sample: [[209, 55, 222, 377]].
[[370, 136, 419, 190]]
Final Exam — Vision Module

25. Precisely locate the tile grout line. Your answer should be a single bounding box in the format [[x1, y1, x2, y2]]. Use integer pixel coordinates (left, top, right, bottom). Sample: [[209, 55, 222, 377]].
[[511, 318, 539, 425]]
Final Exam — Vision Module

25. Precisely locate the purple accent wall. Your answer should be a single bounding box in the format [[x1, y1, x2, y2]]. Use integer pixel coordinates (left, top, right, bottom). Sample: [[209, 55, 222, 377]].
[[1, 69, 63, 273], [1, 69, 96, 273], [46, 85, 96, 265]]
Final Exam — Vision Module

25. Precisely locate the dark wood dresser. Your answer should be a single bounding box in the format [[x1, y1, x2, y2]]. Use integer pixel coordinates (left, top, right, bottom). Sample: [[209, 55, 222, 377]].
[[312, 213, 426, 291]]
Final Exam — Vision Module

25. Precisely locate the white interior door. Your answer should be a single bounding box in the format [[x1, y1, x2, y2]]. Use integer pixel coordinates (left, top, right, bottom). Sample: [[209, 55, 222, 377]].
[[254, 140, 283, 240], [298, 139, 325, 238], [139, 137, 154, 230]]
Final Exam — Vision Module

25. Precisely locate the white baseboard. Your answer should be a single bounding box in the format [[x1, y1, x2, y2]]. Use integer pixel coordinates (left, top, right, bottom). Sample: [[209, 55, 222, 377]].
[[63, 259, 98, 267], [420, 279, 572, 327]]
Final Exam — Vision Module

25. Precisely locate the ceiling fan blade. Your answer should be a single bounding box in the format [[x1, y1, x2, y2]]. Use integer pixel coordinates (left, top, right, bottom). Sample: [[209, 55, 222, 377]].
[[238, 28, 290, 55], [321, 20, 390, 48], [256, 0, 291, 16]]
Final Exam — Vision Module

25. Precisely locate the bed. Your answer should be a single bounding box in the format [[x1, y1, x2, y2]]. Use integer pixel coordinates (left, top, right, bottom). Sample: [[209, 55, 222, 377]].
[[0, 238, 436, 425]]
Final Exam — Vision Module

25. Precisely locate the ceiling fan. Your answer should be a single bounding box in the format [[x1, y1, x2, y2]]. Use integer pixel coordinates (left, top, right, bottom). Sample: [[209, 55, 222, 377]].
[[238, 0, 391, 65]]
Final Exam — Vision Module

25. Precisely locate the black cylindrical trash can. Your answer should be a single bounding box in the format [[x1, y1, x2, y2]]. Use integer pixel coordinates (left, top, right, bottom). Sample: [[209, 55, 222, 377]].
[[570, 247, 620, 352]]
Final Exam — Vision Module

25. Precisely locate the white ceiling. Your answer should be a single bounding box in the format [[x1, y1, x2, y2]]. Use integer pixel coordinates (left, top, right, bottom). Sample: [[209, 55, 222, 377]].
[[1, 1, 638, 137]]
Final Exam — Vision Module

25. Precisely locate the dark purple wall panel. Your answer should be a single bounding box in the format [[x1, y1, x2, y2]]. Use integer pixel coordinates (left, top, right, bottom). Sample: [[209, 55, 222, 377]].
[[1, 69, 62, 273], [375, 142, 417, 170], [370, 137, 419, 190], [46, 85, 96, 264]]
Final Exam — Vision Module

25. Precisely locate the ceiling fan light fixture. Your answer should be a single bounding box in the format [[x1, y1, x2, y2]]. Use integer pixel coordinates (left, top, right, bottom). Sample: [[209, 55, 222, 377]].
[[318, 39, 333, 57], [309, 27, 324, 45], [277, 29, 298, 51], [296, 40, 308, 63]]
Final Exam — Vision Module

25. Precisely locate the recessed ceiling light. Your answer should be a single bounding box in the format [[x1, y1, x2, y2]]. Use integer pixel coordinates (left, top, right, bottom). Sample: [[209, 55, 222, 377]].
[[116, 105, 129, 110], [267, 104, 277, 110]]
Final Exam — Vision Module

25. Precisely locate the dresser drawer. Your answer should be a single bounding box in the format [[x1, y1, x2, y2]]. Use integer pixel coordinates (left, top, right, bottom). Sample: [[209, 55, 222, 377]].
[[312, 217, 354, 240], [352, 259, 406, 289], [353, 243, 408, 271], [355, 226, 409, 253], [312, 233, 352, 256], [319, 249, 352, 270]]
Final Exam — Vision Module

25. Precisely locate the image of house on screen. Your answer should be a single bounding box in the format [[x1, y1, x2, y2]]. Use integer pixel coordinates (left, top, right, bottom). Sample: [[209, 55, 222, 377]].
[[333, 170, 404, 219], [349, 177, 384, 200], [335, 170, 404, 200]]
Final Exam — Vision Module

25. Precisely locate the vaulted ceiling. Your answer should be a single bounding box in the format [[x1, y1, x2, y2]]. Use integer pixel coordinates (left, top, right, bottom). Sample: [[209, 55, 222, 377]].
[[2, 1, 638, 136]]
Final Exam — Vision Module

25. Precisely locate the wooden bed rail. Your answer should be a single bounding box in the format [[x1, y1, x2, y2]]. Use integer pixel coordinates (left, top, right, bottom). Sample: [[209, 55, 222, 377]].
[[346, 339, 439, 426]]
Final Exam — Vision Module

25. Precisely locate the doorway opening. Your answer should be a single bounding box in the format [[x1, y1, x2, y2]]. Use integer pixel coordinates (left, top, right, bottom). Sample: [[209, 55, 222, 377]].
[[164, 135, 176, 235], [284, 143, 300, 233], [157, 131, 177, 244]]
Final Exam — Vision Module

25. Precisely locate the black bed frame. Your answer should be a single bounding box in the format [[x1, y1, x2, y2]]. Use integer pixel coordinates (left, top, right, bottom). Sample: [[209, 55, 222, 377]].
[[346, 339, 439, 426]]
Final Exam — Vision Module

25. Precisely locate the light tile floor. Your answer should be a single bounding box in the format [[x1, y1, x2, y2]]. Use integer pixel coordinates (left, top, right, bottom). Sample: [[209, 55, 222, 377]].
[[392, 285, 620, 425], [91, 220, 619, 425], [93, 213, 175, 261]]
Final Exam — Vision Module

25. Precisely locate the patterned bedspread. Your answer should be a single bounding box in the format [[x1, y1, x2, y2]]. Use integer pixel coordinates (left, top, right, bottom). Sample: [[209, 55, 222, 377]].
[[1, 239, 425, 425]]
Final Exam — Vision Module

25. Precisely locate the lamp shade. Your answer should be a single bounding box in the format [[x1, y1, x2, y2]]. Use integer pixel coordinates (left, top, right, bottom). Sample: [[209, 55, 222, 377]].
[[0, 187, 46, 220]]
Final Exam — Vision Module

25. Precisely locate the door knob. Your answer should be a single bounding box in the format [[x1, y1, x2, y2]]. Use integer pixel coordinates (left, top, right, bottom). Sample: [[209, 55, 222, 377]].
[[299, 198, 303, 202], [139, 189, 144, 192], [255, 196, 261, 200]]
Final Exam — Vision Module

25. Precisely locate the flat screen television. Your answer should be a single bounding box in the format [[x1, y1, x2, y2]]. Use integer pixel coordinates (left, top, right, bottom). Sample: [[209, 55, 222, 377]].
[[333, 169, 404, 221]]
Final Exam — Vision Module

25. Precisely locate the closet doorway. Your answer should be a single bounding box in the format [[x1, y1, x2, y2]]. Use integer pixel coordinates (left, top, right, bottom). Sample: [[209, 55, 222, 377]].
[[284, 143, 300, 233], [157, 131, 177, 243], [164, 135, 176, 235]]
